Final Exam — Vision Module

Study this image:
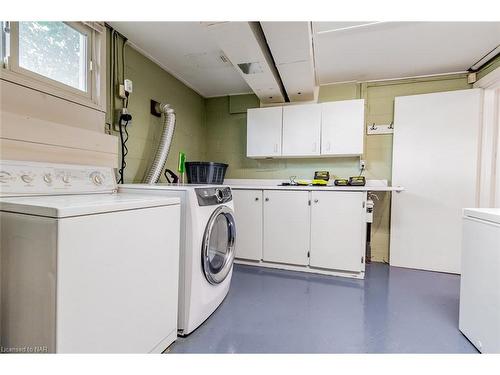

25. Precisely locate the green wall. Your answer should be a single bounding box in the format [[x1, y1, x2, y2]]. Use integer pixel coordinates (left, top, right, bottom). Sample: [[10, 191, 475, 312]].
[[106, 32, 206, 183], [119, 46, 206, 182], [204, 74, 472, 262], [105, 31, 496, 261]]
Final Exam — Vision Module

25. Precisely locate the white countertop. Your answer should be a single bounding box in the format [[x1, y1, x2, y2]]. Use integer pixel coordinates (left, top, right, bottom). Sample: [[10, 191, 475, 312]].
[[224, 179, 404, 192]]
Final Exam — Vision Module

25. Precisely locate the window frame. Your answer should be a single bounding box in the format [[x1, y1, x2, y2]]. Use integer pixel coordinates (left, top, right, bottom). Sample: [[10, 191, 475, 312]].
[[1, 21, 105, 111]]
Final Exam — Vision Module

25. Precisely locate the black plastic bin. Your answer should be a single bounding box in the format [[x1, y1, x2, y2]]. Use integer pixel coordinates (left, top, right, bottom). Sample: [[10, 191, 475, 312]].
[[185, 162, 228, 184]]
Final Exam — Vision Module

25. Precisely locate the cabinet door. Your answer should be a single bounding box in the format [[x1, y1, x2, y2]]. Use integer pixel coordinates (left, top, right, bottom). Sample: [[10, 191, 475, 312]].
[[232, 189, 263, 261], [282, 104, 321, 156], [310, 191, 365, 272], [263, 190, 310, 266], [247, 107, 283, 157], [321, 99, 364, 156]]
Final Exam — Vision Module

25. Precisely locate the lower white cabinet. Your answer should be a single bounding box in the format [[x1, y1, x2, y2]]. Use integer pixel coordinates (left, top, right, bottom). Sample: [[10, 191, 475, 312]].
[[310, 191, 366, 272], [232, 189, 263, 261], [263, 190, 310, 266], [233, 188, 367, 278]]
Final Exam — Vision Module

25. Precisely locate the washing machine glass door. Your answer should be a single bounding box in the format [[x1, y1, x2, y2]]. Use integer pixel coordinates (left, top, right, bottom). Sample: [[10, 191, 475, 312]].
[[202, 205, 236, 285]]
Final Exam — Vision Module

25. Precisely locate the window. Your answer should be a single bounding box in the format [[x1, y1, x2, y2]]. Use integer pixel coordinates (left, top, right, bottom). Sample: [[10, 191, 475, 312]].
[[18, 22, 88, 92], [1, 21, 105, 110]]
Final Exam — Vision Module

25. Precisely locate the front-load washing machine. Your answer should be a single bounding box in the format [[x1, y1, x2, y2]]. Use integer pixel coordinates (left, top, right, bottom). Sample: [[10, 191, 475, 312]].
[[120, 184, 236, 336]]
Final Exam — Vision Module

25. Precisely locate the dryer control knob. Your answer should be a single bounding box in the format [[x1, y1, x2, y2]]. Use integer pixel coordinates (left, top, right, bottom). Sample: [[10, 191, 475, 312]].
[[21, 174, 33, 184], [215, 188, 224, 202], [0, 171, 11, 183], [90, 172, 104, 185]]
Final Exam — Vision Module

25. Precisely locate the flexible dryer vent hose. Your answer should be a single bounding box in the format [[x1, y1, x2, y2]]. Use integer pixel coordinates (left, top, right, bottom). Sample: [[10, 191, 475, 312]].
[[142, 103, 176, 184]]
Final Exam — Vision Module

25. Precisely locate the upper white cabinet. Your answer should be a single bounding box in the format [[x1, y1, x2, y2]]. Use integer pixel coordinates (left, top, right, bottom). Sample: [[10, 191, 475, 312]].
[[321, 99, 365, 156], [282, 104, 321, 157], [247, 106, 283, 158], [246, 99, 364, 158]]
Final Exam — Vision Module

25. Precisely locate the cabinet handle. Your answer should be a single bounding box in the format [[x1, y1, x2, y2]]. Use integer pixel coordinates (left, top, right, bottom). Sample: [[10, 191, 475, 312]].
[[327, 141, 331, 151], [255, 197, 259, 201], [274, 143, 278, 153], [314, 199, 319, 203], [265, 197, 269, 202]]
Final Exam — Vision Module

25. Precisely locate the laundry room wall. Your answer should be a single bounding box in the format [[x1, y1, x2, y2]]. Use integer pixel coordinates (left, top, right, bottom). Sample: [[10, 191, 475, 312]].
[[106, 30, 207, 183], [204, 73, 472, 262]]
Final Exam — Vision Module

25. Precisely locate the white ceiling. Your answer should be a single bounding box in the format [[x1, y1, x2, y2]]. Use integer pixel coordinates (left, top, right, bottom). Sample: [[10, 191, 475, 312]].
[[109, 22, 251, 97], [109, 21, 500, 98], [313, 21, 500, 83]]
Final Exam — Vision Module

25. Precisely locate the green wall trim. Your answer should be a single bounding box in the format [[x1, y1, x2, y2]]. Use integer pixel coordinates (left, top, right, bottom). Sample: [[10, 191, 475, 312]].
[[477, 53, 500, 81], [362, 72, 469, 87]]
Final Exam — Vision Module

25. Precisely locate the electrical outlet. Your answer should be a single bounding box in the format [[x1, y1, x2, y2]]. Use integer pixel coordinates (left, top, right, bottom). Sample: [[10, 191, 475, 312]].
[[124, 79, 133, 93], [118, 84, 126, 99], [113, 108, 132, 131], [360, 159, 366, 171]]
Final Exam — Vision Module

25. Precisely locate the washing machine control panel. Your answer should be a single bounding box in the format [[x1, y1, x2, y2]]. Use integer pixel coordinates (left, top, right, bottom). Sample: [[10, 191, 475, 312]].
[[0, 160, 117, 197], [195, 187, 232, 206]]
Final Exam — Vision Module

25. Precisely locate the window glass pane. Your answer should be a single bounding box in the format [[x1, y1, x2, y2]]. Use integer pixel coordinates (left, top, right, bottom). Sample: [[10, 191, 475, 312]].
[[18, 22, 87, 91]]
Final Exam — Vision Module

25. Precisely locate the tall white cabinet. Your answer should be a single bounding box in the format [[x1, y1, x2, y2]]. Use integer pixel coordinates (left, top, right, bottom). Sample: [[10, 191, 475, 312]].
[[390, 89, 482, 274], [246, 106, 283, 158], [321, 99, 364, 156], [263, 190, 311, 266]]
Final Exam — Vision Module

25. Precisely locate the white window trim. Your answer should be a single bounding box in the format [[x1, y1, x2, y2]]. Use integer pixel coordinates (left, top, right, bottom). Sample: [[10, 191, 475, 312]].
[[0, 21, 106, 113], [474, 66, 500, 207]]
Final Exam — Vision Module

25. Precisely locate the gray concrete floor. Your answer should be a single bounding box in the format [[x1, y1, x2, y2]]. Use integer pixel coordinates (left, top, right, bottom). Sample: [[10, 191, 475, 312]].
[[170, 263, 477, 353]]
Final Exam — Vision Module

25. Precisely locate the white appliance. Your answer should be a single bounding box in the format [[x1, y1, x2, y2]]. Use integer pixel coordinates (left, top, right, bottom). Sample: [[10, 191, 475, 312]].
[[0, 160, 181, 353], [460, 208, 500, 353], [119, 184, 236, 336], [390, 89, 482, 274]]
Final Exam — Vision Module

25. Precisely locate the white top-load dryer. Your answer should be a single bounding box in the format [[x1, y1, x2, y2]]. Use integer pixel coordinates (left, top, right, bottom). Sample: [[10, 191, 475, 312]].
[[0, 160, 181, 353], [120, 184, 236, 336]]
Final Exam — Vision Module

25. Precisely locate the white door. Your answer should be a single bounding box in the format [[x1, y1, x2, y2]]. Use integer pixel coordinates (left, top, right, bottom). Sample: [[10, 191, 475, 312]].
[[247, 106, 283, 157], [390, 89, 482, 274], [232, 189, 263, 261], [263, 190, 310, 266], [282, 104, 321, 156], [321, 99, 364, 156], [310, 191, 366, 272]]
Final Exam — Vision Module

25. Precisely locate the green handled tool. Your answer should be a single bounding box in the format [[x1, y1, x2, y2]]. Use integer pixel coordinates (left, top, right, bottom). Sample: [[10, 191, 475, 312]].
[[177, 152, 186, 183]]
